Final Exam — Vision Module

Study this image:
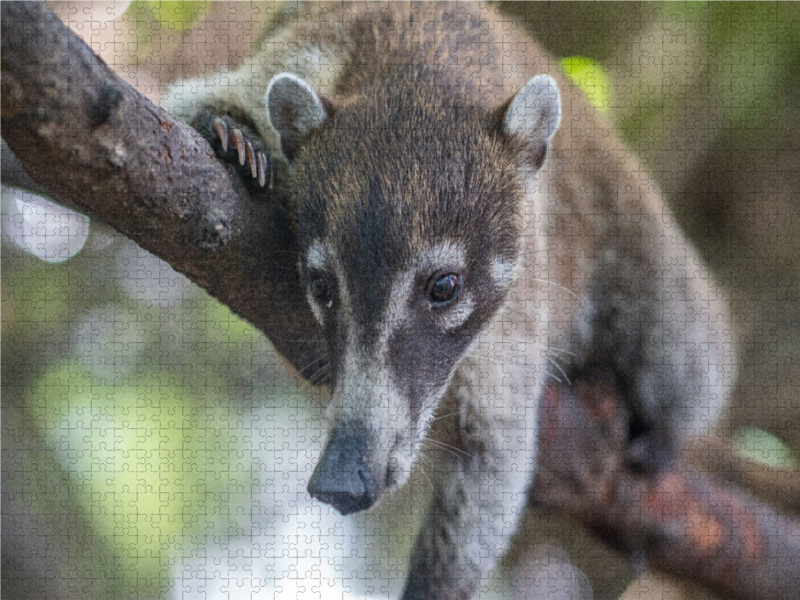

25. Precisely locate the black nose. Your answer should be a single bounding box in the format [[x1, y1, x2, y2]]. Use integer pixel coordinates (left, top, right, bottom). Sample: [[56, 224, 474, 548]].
[[307, 427, 380, 515]]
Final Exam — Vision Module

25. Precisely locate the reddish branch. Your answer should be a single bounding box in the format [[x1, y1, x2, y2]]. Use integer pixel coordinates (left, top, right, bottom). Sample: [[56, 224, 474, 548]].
[[685, 432, 800, 515], [535, 376, 800, 600], [2, 3, 799, 599]]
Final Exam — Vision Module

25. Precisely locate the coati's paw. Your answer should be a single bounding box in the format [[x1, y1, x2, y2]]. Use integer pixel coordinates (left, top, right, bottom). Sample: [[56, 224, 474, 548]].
[[209, 117, 275, 188], [192, 112, 275, 189]]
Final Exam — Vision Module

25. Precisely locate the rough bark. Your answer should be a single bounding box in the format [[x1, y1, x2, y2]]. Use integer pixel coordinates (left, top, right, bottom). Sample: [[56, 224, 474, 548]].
[[1, 1, 325, 379]]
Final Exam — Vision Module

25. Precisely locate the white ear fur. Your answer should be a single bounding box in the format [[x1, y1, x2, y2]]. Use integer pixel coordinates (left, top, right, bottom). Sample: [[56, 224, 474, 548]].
[[266, 73, 329, 160], [502, 74, 561, 169]]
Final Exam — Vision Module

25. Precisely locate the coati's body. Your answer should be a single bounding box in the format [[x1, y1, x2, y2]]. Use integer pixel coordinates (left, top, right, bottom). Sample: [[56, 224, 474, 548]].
[[165, 3, 735, 598]]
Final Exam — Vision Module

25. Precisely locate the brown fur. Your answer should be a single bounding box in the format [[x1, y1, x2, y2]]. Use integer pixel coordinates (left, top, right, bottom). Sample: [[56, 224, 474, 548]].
[[164, 3, 735, 599]]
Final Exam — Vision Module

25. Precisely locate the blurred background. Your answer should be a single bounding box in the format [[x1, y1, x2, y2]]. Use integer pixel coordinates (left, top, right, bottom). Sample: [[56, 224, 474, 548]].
[[3, 2, 799, 599]]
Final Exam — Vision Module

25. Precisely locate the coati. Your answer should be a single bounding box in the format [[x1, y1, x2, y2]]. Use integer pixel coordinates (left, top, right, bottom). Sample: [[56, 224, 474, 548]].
[[164, 2, 735, 598]]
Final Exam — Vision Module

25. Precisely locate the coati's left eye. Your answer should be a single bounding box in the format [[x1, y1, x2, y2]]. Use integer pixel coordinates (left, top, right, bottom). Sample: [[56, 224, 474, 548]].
[[429, 273, 462, 305], [311, 275, 333, 306]]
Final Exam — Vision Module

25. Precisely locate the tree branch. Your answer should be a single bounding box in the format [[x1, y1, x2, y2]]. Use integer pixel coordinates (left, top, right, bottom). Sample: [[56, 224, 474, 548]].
[[1, 140, 55, 200], [685, 431, 800, 515], [535, 376, 800, 600], [0, 1, 325, 379]]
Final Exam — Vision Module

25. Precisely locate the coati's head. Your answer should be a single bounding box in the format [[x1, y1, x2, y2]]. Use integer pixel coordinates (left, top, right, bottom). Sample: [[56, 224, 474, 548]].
[[266, 70, 560, 515]]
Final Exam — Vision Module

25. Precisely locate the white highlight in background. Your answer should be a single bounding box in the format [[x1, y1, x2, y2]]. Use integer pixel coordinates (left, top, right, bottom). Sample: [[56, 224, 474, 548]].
[[2, 188, 90, 262]]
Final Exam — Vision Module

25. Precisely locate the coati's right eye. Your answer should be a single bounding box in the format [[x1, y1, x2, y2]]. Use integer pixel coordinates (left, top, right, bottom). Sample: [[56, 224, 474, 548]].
[[311, 275, 333, 306], [429, 273, 462, 305]]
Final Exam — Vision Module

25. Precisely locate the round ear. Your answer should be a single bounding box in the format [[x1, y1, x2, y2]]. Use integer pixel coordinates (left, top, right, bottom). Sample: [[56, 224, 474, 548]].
[[266, 73, 332, 161], [500, 75, 561, 170]]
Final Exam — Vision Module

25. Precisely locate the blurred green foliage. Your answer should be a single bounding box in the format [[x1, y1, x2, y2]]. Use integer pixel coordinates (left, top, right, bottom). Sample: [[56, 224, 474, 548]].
[[3, 236, 280, 597], [734, 426, 799, 470], [559, 56, 612, 113], [505, 2, 800, 149], [141, 1, 209, 31]]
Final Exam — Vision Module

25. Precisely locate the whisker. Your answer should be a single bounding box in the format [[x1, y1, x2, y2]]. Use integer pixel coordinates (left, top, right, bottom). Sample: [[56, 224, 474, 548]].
[[291, 360, 330, 394], [527, 278, 578, 299], [543, 369, 563, 384], [548, 357, 571, 386], [415, 455, 449, 505], [464, 345, 486, 361], [547, 346, 576, 357], [517, 247, 548, 256], [426, 439, 473, 460], [296, 354, 328, 376], [308, 373, 328, 387], [417, 465, 436, 494], [265, 335, 325, 345], [423, 440, 461, 460], [431, 411, 460, 422], [308, 363, 330, 386], [296, 374, 319, 395]]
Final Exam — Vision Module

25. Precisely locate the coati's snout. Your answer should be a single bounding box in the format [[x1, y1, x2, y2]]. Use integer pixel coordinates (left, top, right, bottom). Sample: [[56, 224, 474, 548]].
[[265, 71, 561, 515], [307, 424, 380, 515]]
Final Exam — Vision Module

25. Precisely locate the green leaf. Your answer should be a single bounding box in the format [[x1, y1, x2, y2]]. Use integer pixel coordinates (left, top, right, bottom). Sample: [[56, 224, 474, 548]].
[[560, 56, 612, 113], [733, 427, 798, 470], [146, 1, 208, 31]]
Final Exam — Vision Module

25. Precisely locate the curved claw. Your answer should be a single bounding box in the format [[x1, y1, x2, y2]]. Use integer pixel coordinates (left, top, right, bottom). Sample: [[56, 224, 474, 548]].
[[268, 160, 275, 189], [211, 117, 228, 152], [229, 129, 246, 166], [202, 115, 276, 189], [246, 142, 257, 179], [257, 153, 267, 187]]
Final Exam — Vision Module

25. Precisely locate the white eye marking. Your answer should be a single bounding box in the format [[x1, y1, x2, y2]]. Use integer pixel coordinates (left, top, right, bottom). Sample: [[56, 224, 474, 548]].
[[414, 241, 474, 329], [437, 294, 475, 330], [490, 256, 515, 290], [306, 289, 325, 325], [303, 241, 336, 326], [379, 241, 473, 337], [415, 241, 466, 274], [306, 240, 333, 272], [328, 241, 473, 451], [301, 241, 352, 329]]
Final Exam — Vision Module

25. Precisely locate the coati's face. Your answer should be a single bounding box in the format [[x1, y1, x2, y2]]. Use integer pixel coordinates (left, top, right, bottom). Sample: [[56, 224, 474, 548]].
[[267, 73, 560, 515]]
